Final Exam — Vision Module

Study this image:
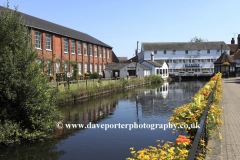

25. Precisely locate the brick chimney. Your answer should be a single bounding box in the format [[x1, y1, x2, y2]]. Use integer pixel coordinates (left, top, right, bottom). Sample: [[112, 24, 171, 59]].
[[231, 38, 235, 44], [238, 34, 240, 49]]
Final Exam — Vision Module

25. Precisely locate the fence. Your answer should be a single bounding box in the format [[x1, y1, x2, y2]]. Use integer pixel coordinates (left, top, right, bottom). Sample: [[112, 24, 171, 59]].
[[187, 77, 219, 160]]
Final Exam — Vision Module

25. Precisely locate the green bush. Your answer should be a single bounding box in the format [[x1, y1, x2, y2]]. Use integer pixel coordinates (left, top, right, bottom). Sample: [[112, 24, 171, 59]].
[[0, 4, 62, 145], [91, 72, 99, 79]]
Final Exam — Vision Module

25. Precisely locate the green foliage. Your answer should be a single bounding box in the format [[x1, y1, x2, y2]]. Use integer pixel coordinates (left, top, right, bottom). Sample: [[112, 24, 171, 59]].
[[91, 72, 99, 79], [0, 3, 62, 145], [190, 36, 208, 42], [144, 75, 163, 84]]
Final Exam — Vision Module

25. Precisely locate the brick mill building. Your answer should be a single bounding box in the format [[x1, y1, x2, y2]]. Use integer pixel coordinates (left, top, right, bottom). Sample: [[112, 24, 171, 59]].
[[0, 6, 113, 79]]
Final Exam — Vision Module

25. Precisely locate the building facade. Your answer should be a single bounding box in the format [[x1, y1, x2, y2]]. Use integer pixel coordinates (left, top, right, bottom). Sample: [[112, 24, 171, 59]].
[[0, 6, 113, 79], [138, 42, 230, 76]]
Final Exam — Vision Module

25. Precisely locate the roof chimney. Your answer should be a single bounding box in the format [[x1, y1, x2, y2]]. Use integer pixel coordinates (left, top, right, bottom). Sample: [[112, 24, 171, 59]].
[[238, 34, 240, 49], [151, 52, 154, 62], [231, 38, 235, 44]]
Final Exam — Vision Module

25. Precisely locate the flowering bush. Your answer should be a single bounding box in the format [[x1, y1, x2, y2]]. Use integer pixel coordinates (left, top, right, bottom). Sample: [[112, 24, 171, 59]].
[[202, 70, 209, 73], [222, 62, 230, 65], [188, 71, 194, 73], [179, 71, 185, 73], [128, 73, 222, 159]]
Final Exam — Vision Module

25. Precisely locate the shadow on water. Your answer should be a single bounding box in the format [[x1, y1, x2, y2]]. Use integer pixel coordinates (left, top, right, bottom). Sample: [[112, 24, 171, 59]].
[[0, 80, 208, 160]]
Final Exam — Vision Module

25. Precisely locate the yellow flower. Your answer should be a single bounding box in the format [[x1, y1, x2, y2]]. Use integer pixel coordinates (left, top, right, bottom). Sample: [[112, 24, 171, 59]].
[[130, 147, 134, 150]]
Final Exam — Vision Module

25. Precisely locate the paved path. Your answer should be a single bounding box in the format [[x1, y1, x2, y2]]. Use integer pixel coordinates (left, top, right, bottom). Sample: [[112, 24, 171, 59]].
[[206, 77, 240, 160]]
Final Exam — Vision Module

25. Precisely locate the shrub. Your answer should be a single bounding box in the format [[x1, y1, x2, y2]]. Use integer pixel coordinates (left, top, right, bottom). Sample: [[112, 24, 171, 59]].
[[91, 72, 99, 79], [179, 71, 185, 73], [188, 71, 194, 73]]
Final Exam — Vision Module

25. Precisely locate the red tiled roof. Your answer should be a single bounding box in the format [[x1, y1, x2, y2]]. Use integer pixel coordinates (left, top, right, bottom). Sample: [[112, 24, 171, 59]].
[[214, 52, 236, 64], [233, 50, 240, 59], [227, 44, 238, 55]]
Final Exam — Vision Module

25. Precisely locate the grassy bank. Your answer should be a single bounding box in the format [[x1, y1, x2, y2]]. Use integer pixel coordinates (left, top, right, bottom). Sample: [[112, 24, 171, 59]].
[[51, 75, 164, 105]]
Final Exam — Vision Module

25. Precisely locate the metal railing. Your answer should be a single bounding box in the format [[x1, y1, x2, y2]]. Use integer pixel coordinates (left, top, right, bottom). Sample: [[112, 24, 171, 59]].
[[187, 77, 218, 160]]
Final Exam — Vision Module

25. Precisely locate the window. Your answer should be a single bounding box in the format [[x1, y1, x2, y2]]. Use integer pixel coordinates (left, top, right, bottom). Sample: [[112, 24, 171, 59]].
[[201, 59, 204, 63], [56, 60, 60, 73], [103, 48, 106, 58], [185, 50, 188, 54], [95, 45, 97, 57], [85, 63, 87, 72], [217, 50, 220, 53], [79, 62, 82, 74], [71, 40, 75, 54], [164, 50, 166, 54], [89, 44, 92, 56], [183, 60, 185, 63], [65, 61, 68, 73], [35, 31, 41, 49], [154, 50, 157, 54], [90, 63, 93, 73], [211, 59, 213, 62], [36, 59, 41, 65], [84, 43, 87, 56], [46, 34, 51, 50], [72, 65, 74, 73], [198, 50, 201, 54], [207, 59, 210, 63], [107, 49, 109, 59], [179, 59, 182, 63], [64, 38, 68, 53], [78, 41, 81, 55], [173, 50, 176, 54], [186, 59, 189, 63], [100, 64, 102, 73], [173, 60, 176, 63], [160, 69, 162, 74], [207, 50, 210, 53], [156, 69, 159, 74], [47, 60, 51, 75], [99, 47, 102, 58], [95, 63, 97, 72]]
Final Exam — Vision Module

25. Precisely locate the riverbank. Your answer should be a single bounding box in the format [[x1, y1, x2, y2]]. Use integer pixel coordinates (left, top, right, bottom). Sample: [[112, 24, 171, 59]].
[[53, 75, 164, 105]]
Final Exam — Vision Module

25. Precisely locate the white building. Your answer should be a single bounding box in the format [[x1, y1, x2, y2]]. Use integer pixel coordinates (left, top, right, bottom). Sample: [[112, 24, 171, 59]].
[[138, 42, 230, 76], [104, 62, 151, 78]]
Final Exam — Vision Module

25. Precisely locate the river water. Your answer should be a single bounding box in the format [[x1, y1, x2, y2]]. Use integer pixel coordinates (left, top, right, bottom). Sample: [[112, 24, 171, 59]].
[[0, 81, 207, 160]]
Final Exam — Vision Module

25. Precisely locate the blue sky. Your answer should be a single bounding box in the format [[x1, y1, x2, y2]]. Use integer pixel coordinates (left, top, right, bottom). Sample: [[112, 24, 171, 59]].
[[3, 0, 240, 59]]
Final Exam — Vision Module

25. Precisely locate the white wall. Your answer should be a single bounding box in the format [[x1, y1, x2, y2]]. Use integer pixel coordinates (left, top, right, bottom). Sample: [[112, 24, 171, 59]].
[[104, 70, 112, 78]]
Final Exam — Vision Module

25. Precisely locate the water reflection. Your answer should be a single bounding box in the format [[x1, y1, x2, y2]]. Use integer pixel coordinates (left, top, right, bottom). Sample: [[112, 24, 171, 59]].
[[0, 81, 208, 160]]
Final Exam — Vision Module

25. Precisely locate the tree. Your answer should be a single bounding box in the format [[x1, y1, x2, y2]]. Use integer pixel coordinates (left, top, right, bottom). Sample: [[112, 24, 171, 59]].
[[190, 36, 208, 42], [0, 2, 61, 144]]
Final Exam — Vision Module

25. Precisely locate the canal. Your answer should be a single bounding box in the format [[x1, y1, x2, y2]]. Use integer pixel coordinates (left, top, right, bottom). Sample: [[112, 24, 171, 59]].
[[0, 80, 208, 160]]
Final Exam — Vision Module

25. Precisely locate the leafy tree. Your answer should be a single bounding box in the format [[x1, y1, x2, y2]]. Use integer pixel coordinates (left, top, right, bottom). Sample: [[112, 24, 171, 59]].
[[0, 2, 61, 144], [190, 36, 208, 42]]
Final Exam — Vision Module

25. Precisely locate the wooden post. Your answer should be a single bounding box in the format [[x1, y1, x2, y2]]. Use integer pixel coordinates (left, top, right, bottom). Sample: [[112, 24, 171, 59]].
[[86, 79, 87, 89], [57, 82, 59, 92]]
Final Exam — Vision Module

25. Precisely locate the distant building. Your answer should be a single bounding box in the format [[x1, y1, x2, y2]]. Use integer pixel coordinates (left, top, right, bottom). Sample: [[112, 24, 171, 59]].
[[227, 34, 240, 71], [138, 41, 230, 76]]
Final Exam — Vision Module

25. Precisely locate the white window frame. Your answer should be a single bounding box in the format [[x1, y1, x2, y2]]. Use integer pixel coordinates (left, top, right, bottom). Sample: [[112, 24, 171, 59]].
[[89, 44, 92, 56], [99, 47, 102, 58], [56, 60, 60, 73], [107, 49, 109, 59], [90, 63, 93, 73], [46, 34, 51, 50], [95, 45, 97, 57], [65, 61, 68, 73], [35, 31, 41, 49], [85, 63, 87, 72], [79, 62, 82, 75], [64, 38, 68, 53], [71, 40, 75, 54], [84, 43, 87, 56], [78, 41, 82, 55], [47, 60, 51, 75], [100, 64, 102, 73], [95, 63, 97, 72]]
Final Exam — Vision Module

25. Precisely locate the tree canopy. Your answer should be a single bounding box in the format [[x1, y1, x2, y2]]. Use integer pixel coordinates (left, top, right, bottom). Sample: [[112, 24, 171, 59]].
[[190, 36, 208, 42], [0, 2, 61, 144]]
